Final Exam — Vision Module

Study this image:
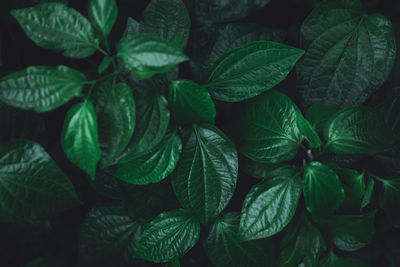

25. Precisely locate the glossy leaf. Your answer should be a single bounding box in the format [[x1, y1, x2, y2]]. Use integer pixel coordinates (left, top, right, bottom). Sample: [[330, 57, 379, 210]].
[[380, 176, 400, 227], [116, 131, 182, 185], [236, 90, 303, 163], [140, 0, 190, 49], [0, 66, 85, 112], [78, 204, 143, 267], [324, 106, 394, 155], [305, 104, 336, 134], [168, 79, 216, 124], [319, 250, 368, 267], [61, 100, 100, 179], [206, 41, 304, 102], [296, 111, 322, 149], [334, 167, 365, 211], [0, 140, 79, 222], [135, 209, 200, 263], [239, 156, 281, 180], [98, 56, 112, 74], [204, 212, 275, 267], [239, 166, 302, 241], [303, 162, 344, 219], [11, 2, 98, 58], [117, 34, 188, 79], [361, 175, 375, 211], [171, 124, 238, 223], [88, 0, 118, 36], [297, 0, 396, 108], [91, 81, 135, 167]]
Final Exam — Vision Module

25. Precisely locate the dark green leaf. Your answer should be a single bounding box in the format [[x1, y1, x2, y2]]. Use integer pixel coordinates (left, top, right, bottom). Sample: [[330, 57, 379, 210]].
[[297, 0, 396, 108], [0, 140, 79, 222], [165, 258, 180, 267], [61, 100, 100, 179], [91, 166, 122, 200], [88, 0, 118, 36], [204, 212, 275, 267], [135, 209, 200, 263], [116, 34, 188, 79], [206, 41, 304, 102], [207, 0, 271, 23], [0, 66, 85, 112], [168, 79, 216, 124], [236, 90, 303, 163], [324, 106, 394, 155], [361, 175, 375, 211], [116, 131, 182, 185], [11, 3, 99, 58], [78, 204, 142, 267], [239, 166, 302, 241], [319, 250, 368, 267], [306, 104, 336, 134], [296, 111, 322, 149], [303, 162, 344, 219], [380, 176, 400, 227], [239, 155, 281, 179], [91, 81, 135, 167], [171, 124, 238, 223], [140, 0, 190, 49], [123, 17, 140, 36], [98, 56, 112, 74], [335, 167, 366, 211]]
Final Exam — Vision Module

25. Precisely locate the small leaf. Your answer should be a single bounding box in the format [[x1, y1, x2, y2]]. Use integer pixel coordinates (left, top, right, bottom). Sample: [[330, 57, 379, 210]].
[[0, 140, 79, 222], [305, 104, 336, 134], [334, 167, 366, 211], [238, 166, 302, 241], [379, 176, 400, 227], [78, 204, 142, 267], [319, 250, 368, 267], [303, 162, 344, 219], [296, 111, 322, 149], [204, 212, 275, 267], [168, 79, 216, 124], [91, 81, 135, 167], [236, 90, 303, 163], [116, 131, 182, 185], [361, 175, 375, 211], [11, 2, 98, 58], [117, 34, 188, 79], [62, 100, 100, 179], [135, 209, 200, 263], [0, 66, 85, 112], [171, 124, 238, 223], [97, 56, 112, 74], [88, 0, 118, 36], [140, 0, 190, 49], [206, 41, 304, 102]]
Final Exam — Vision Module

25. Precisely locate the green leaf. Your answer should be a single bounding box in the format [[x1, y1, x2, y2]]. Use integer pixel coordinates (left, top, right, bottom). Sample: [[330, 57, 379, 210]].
[[116, 34, 188, 79], [296, 111, 322, 149], [207, 0, 271, 23], [380, 176, 400, 227], [88, 0, 118, 36], [78, 204, 143, 267], [165, 258, 180, 267], [329, 211, 377, 251], [140, 0, 190, 49], [239, 155, 281, 179], [297, 0, 396, 109], [238, 166, 302, 241], [318, 250, 368, 267], [11, 2, 99, 58], [204, 212, 275, 267], [305, 104, 336, 134], [0, 140, 79, 222], [333, 167, 365, 211], [0, 66, 85, 112], [116, 131, 182, 185], [206, 41, 304, 102], [91, 166, 122, 200], [303, 162, 344, 219], [98, 56, 112, 74], [324, 106, 394, 155], [135, 209, 200, 263], [168, 79, 216, 124], [361, 175, 375, 211], [123, 17, 140, 36], [236, 90, 303, 163], [91, 81, 135, 167], [61, 100, 100, 179], [171, 124, 238, 223]]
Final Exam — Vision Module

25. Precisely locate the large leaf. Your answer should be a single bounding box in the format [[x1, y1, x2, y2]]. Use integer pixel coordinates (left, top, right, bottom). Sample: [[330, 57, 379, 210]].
[[135, 209, 200, 263], [0, 140, 79, 222], [117, 34, 188, 79], [205, 41, 304, 102], [204, 212, 275, 267], [318, 250, 368, 267], [324, 106, 394, 155], [61, 100, 100, 179], [171, 124, 238, 223], [0, 66, 85, 112], [116, 131, 182, 185], [78, 204, 143, 267], [303, 162, 344, 219], [236, 90, 303, 163], [297, 0, 396, 108], [140, 0, 190, 49], [207, 0, 271, 23], [380, 176, 400, 227], [11, 2, 98, 58], [168, 79, 216, 124], [238, 166, 302, 241], [88, 0, 118, 36], [91, 81, 135, 167]]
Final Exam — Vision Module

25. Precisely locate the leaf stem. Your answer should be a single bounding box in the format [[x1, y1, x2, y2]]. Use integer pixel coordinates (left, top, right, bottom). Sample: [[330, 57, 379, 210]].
[[89, 72, 118, 85], [96, 46, 108, 56], [103, 36, 119, 74]]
